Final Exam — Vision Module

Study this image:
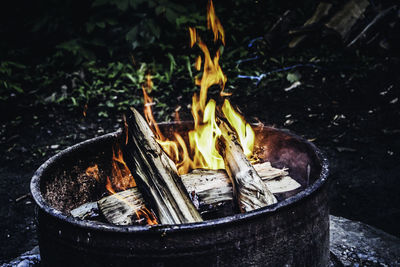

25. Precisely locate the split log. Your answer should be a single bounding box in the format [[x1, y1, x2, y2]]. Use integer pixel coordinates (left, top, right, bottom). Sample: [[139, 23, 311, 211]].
[[70, 201, 99, 220], [216, 120, 277, 212], [182, 162, 299, 210], [97, 188, 149, 225], [89, 162, 299, 224], [123, 107, 202, 224]]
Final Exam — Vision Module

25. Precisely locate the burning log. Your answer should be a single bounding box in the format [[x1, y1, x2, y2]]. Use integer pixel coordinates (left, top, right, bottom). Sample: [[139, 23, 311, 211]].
[[216, 120, 277, 212], [97, 188, 157, 225], [123, 107, 203, 224], [72, 162, 298, 223], [182, 162, 299, 211]]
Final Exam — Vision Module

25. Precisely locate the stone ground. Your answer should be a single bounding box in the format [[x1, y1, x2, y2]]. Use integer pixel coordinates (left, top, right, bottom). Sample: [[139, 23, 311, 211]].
[[2, 215, 399, 267]]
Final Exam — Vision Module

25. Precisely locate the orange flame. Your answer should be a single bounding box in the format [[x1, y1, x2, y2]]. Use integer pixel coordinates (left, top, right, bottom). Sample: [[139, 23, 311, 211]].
[[83, 104, 88, 117], [105, 176, 157, 225], [207, 0, 225, 45], [86, 164, 99, 181], [189, 27, 197, 48], [140, 0, 254, 175], [195, 56, 202, 71], [108, 143, 136, 192], [104, 145, 158, 225]]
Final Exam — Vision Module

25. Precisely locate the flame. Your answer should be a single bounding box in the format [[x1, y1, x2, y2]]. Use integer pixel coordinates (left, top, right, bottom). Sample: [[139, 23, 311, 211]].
[[86, 164, 100, 181], [135, 207, 158, 225], [83, 104, 88, 117], [207, 0, 225, 45], [222, 99, 255, 157], [188, 27, 197, 48], [108, 143, 136, 191], [142, 75, 164, 140], [140, 0, 254, 175], [105, 145, 157, 225], [195, 56, 202, 71], [105, 176, 157, 225]]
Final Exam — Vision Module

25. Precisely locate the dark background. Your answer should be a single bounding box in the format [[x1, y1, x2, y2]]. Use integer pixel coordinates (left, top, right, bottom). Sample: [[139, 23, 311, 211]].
[[1, 0, 399, 263]]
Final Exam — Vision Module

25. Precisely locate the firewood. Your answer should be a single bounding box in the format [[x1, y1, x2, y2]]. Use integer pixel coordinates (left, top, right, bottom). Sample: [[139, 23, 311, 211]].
[[216, 120, 277, 212], [89, 163, 299, 224], [97, 188, 148, 225], [123, 107, 203, 224], [70, 201, 99, 220], [181, 162, 298, 204]]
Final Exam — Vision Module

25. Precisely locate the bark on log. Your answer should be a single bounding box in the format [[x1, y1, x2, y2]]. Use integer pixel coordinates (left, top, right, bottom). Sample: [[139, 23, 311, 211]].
[[216, 120, 277, 212], [123, 107, 202, 224]]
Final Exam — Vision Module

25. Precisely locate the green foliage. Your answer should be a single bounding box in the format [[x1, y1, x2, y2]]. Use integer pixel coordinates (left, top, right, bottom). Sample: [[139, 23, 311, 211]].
[[0, 61, 26, 100], [1, 0, 342, 121]]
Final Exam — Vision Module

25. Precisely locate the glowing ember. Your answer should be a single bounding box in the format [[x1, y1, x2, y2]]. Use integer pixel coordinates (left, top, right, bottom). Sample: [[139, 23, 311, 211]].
[[85, 164, 99, 181], [141, 0, 255, 175]]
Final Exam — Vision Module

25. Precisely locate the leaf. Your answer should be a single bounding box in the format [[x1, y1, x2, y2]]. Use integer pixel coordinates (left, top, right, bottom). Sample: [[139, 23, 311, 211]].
[[155, 6, 165, 16], [71, 97, 77, 106], [185, 56, 193, 79], [86, 22, 96, 33], [165, 9, 178, 24], [12, 85, 23, 93], [286, 72, 301, 83], [98, 111, 109, 118], [92, 0, 108, 7], [106, 100, 114, 108], [126, 26, 138, 41], [96, 21, 106, 29], [147, 21, 161, 39], [125, 73, 137, 84], [114, 0, 129, 11], [167, 53, 176, 76]]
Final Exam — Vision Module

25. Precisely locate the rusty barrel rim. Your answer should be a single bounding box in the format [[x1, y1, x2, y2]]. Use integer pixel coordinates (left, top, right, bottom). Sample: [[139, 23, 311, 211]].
[[30, 124, 329, 233]]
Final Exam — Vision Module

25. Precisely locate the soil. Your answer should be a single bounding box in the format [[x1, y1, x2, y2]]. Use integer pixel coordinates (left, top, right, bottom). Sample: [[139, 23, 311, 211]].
[[0, 54, 399, 264]]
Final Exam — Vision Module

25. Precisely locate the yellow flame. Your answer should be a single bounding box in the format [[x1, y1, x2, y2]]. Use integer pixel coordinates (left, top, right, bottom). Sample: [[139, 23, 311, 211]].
[[189, 27, 197, 48], [140, 0, 255, 175], [207, 0, 225, 45], [195, 56, 202, 71], [110, 143, 136, 191], [104, 145, 158, 225], [222, 99, 255, 157]]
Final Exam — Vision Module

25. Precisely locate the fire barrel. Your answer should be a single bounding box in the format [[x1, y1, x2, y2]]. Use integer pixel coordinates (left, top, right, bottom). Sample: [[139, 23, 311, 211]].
[[31, 123, 330, 266]]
